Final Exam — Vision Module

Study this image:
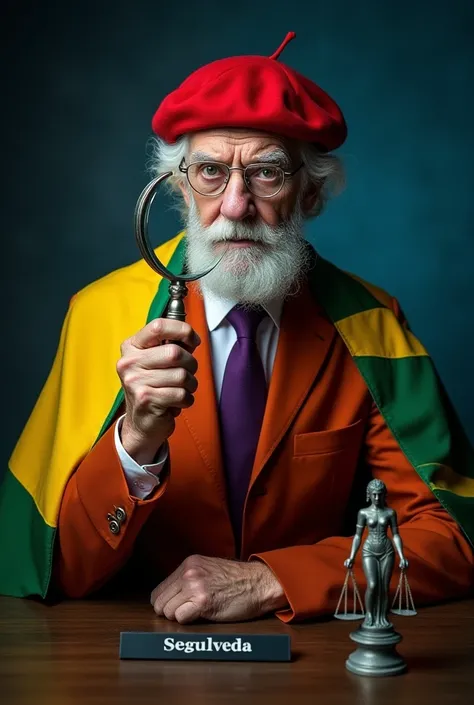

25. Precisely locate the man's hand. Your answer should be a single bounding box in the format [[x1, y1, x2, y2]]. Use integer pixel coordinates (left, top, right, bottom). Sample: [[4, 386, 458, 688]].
[[117, 318, 201, 465], [150, 555, 288, 624]]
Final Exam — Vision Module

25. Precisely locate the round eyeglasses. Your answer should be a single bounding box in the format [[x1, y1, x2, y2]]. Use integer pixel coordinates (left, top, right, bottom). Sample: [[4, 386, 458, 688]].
[[179, 159, 303, 199]]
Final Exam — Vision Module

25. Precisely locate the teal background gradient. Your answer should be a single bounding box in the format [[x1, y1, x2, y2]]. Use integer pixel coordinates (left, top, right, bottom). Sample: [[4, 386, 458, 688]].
[[2, 0, 473, 474]]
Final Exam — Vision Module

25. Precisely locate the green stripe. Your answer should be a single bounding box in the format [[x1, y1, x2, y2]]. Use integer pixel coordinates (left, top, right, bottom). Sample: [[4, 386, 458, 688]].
[[354, 354, 474, 545], [96, 238, 186, 442], [313, 254, 385, 321], [355, 356, 474, 479], [0, 469, 55, 597], [356, 356, 449, 467], [435, 378, 474, 477]]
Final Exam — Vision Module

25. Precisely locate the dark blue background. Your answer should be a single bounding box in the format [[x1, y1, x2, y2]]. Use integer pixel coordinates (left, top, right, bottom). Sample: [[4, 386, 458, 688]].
[[2, 0, 473, 474]]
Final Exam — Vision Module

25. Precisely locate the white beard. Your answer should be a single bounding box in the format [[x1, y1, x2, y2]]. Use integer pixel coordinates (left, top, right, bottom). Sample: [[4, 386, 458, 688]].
[[184, 198, 312, 306]]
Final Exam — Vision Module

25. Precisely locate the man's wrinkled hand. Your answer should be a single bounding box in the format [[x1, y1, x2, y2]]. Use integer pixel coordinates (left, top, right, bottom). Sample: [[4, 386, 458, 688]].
[[117, 317, 201, 465], [150, 554, 288, 624]]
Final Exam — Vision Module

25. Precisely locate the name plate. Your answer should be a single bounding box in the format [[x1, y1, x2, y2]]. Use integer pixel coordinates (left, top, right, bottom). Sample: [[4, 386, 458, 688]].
[[119, 632, 291, 661]]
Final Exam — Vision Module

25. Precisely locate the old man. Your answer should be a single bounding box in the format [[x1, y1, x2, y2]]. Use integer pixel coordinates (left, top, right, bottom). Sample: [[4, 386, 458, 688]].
[[1, 33, 472, 623]]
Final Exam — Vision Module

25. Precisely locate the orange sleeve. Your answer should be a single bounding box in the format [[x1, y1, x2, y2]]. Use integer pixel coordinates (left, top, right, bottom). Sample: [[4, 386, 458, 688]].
[[251, 401, 474, 623], [53, 421, 169, 598]]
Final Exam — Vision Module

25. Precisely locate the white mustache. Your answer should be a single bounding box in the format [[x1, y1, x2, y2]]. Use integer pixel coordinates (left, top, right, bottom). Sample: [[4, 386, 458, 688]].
[[204, 222, 277, 246], [213, 235, 266, 244]]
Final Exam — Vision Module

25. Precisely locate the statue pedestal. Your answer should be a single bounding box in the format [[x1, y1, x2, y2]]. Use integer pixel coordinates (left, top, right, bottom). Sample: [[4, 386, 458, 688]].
[[346, 623, 406, 677]]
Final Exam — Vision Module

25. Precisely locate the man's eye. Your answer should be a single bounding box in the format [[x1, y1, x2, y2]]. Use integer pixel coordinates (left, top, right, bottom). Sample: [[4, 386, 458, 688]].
[[201, 164, 220, 177], [258, 167, 278, 179]]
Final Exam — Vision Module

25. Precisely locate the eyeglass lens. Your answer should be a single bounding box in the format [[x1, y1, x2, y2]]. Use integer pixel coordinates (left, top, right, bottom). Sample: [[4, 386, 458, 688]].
[[187, 162, 285, 197]]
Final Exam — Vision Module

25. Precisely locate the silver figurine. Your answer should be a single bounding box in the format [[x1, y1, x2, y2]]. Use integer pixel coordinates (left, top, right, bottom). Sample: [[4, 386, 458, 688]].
[[335, 478, 416, 677]]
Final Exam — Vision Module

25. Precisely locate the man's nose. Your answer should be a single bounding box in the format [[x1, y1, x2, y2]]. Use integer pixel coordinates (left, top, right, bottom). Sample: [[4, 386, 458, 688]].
[[220, 170, 256, 221]]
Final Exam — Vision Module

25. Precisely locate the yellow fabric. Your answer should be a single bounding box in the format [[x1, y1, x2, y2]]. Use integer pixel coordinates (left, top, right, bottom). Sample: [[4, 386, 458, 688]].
[[9, 232, 185, 526], [426, 464, 474, 498], [336, 308, 428, 359]]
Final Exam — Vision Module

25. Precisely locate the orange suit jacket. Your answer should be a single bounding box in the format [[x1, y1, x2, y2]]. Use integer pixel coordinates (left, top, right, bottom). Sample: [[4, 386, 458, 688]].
[[54, 279, 473, 620]]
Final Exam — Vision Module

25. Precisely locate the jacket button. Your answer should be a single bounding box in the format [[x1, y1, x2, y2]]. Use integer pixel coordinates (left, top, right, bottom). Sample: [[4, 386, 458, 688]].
[[114, 506, 127, 524], [108, 519, 120, 535]]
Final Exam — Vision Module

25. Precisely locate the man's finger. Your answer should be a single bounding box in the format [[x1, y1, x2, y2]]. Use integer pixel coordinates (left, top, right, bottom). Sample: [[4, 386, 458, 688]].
[[161, 590, 188, 621], [132, 318, 200, 351], [151, 569, 182, 611], [131, 346, 198, 375], [153, 580, 182, 615], [174, 600, 203, 625]]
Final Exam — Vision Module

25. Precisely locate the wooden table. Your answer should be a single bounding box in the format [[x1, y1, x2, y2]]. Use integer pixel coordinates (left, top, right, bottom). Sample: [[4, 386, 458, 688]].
[[1, 596, 473, 704]]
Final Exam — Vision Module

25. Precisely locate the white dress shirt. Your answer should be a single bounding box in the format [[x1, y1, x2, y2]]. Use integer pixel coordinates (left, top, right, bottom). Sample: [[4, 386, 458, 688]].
[[115, 290, 284, 499]]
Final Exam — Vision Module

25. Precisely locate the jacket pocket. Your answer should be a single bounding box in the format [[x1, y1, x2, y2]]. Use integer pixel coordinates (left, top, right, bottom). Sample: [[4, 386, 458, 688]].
[[293, 418, 365, 457]]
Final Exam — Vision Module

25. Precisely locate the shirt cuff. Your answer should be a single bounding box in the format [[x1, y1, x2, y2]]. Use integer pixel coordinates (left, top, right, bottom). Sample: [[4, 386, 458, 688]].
[[114, 414, 169, 500]]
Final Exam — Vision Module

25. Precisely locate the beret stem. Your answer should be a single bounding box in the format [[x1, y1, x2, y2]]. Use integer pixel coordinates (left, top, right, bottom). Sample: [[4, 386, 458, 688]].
[[269, 31, 296, 60]]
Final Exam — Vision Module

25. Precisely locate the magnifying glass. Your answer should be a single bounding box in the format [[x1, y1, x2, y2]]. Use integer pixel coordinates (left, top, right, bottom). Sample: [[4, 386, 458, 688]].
[[134, 172, 226, 322]]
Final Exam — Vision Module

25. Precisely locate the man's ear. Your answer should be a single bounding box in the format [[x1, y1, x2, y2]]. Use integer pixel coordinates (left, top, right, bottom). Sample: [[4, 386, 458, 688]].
[[178, 181, 191, 208], [301, 180, 322, 216]]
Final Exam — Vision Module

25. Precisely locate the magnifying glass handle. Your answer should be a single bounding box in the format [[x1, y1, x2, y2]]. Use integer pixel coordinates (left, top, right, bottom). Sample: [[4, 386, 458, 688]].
[[162, 280, 187, 347], [165, 280, 187, 322]]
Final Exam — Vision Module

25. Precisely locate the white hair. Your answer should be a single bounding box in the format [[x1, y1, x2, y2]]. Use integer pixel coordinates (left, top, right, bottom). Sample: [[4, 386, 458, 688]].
[[146, 134, 345, 220]]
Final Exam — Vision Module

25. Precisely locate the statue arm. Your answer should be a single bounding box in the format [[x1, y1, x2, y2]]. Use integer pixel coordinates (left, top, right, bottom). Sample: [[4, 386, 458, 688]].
[[390, 510, 409, 569], [344, 511, 365, 568]]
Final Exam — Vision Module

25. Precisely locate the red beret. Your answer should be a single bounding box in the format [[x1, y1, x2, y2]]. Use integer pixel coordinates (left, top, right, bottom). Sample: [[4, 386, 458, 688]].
[[152, 32, 347, 152]]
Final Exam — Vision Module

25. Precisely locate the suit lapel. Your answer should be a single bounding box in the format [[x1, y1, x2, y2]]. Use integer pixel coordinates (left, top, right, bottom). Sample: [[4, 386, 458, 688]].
[[250, 278, 337, 488], [181, 282, 228, 507]]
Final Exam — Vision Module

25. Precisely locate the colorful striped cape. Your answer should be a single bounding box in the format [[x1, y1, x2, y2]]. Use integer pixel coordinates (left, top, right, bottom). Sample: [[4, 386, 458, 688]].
[[1, 231, 473, 598]]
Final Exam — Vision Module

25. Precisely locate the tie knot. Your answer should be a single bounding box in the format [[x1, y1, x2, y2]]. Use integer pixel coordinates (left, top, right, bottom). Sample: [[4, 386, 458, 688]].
[[226, 305, 266, 339]]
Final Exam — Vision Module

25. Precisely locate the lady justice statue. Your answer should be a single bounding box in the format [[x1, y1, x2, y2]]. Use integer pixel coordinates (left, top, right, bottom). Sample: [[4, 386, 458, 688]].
[[345, 478, 409, 628], [335, 478, 416, 677]]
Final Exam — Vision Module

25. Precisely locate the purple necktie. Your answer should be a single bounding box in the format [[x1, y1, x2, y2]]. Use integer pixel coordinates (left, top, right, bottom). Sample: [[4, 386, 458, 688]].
[[219, 305, 268, 550]]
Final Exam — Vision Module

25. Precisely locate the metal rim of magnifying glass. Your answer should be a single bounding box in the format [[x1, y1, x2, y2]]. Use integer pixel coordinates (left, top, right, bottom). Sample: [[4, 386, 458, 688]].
[[134, 171, 225, 282]]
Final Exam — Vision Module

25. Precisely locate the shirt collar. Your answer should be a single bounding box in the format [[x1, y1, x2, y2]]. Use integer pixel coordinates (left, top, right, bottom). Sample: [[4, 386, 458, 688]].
[[201, 287, 284, 332]]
